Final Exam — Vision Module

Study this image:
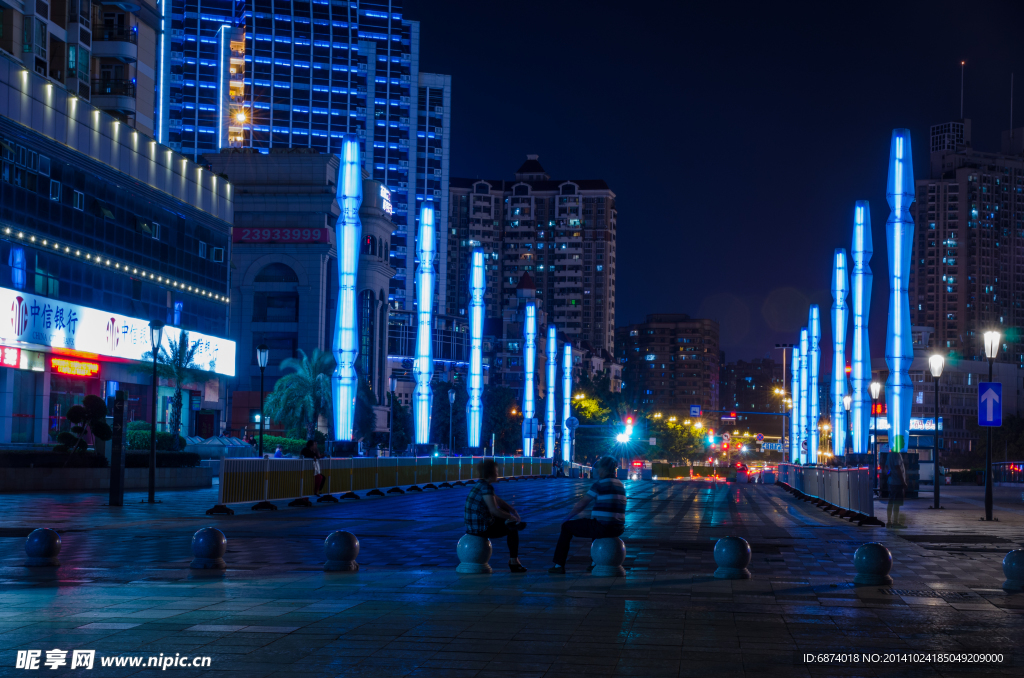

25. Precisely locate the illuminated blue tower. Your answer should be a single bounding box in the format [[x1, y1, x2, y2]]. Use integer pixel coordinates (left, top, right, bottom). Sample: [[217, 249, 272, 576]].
[[885, 129, 915, 453], [798, 327, 809, 463], [562, 342, 573, 463], [331, 136, 363, 441], [790, 344, 800, 463], [467, 248, 485, 447], [412, 202, 436, 445], [522, 303, 537, 456], [545, 324, 558, 458], [831, 249, 849, 456], [850, 201, 873, 455], [808, 306, 821, 464]]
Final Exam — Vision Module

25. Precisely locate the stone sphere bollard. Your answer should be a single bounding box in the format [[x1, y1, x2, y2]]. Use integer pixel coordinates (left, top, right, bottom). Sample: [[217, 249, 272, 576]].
[[190, 527, 227, 570], [324, 531, 360, 572], [714, 536, 752, 579], [455, 534, 492, 574], [853, 542, 893, 585], [1002, 549, 1024, 591], [24, 528, 61, 567], [591, 538, 627, 576]]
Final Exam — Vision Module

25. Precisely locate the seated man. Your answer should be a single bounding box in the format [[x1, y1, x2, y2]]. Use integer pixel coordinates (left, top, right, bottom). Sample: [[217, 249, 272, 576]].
[[464, 459, 528, 572], [549, 455, 625, 573]]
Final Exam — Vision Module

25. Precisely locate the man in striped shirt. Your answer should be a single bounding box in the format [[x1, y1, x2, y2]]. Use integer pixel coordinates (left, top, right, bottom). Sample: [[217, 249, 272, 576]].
[[549, 456, 626, 573]]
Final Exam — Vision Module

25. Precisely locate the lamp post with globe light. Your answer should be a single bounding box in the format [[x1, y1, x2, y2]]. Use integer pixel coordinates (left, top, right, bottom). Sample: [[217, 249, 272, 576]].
[[388, 376, 397, 455], [983, 331, 1000, 521], [928, 354, 944, 510], [448, 389, 456, 453], [869, 381, 881, 486], [842, 394, 852, 461], [147, 320, 164, 504], [257, 344, 269, 457]]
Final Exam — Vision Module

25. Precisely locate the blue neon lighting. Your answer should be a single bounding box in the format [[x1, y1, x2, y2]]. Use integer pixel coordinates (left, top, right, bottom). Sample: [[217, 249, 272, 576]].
[[466, 248, 484, 447], [808, 306, 821, 464], [790, 344, 800, 463], [545, 324, 557, 458], [799, 327, 809, 464], [522, 303, 537, 456], [885, 129, 915, 452], [850, 200, 873, 455], [331, 136, 362, 440], [831, 248, 849, 456], [413, 202, 436, 444], [562, 342, 572, 463]]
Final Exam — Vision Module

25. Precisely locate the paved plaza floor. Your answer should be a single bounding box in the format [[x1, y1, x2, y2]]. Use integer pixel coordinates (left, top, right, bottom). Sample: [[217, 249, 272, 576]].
[[1, 478, 1023, 677]]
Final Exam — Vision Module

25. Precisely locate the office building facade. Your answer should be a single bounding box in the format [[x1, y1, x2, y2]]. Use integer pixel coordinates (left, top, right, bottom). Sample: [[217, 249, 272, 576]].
[[719, 358, 785, 435], [616, 314, 720, 418], [909, 119, 1024, 366], [0, 57, 235, 443]]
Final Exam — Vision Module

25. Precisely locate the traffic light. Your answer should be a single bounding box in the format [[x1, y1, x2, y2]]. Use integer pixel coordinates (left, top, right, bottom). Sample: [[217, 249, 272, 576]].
[[625, 417, 633, 426], [723, 443, 730, 452]]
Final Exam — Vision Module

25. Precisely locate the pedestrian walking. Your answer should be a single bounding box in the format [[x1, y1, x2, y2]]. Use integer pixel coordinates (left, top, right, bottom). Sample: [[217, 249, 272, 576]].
[[302, 440, 326, 496], [885, 451, 908, 527], [549, 455, 626, 573], [464, 459, 528, 572]]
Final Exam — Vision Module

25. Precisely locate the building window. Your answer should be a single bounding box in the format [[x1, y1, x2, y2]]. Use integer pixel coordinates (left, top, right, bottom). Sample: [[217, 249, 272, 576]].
[[198, 241, 207, 259], [254, 263, 299, 283], [49, 180, 60, 201]]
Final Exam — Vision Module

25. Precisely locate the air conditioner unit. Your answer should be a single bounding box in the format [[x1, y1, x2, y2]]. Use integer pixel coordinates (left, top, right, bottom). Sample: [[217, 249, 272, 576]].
[[433, 169, 441, 177], [434, 127, 442, 134], [434, 106, 442, 114], [399, 117, 409, 124], [400, 96, 410, 104], [399, 160, 409, 168]]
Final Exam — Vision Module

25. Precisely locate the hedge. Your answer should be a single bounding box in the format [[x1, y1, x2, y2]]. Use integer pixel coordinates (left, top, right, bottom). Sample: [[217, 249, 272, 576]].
[[127, 430, 187, 451], [125, 452, 200, 468], [257, 435, 312, 456], [127, 421, 152, 431], [0, 452, 108, 468]]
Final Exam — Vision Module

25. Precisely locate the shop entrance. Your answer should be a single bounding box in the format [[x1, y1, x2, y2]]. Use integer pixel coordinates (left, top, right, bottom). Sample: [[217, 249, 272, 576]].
[[49, 375, 88, 443], [195, 410, 217, 438]]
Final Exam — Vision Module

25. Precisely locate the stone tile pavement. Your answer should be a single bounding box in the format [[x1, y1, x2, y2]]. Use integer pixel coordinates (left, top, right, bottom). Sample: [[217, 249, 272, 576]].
[[0, 478, 1023, 677]]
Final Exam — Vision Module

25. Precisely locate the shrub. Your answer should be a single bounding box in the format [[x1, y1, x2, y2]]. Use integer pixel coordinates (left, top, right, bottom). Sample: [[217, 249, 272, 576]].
[[257, 435, 310, 456], [127, 421, 152, 431], [125, 452, 200, 468], [127, 430, 187, 451], [0, 451, 108, 468]]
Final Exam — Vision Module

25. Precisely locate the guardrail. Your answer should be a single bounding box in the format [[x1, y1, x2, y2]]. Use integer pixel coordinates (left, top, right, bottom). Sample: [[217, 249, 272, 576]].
[[993, 462, 1024, 484], [568, 463, 593, 479], [776, 464, 883, 526], [207, 456, 552, 515]]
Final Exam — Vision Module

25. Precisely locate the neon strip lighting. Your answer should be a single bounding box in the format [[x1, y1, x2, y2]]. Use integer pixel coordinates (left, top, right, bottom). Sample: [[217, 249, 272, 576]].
[[545, 324, 557, 458], [562, 342, 572, 463], [790, 345, 800, 463], [851, 200, 873, 455], [831, 248, 849, 456], [885, 129, 915, 452], [799, 327, 809, 464], [412, 202, 436, 445], [466, 247, 484, 447], [331, 136, 362, 441], [522, 302, 537, 456], [808, 306, 821, 464]]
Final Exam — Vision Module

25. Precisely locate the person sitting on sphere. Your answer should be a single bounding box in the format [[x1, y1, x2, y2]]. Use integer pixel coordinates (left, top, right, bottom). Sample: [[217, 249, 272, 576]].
[[549, 455, 625, 574], [464, 458, 527, 572]]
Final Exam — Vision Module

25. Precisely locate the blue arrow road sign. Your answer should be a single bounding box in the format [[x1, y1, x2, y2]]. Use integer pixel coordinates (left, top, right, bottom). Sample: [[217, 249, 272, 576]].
[[690, 405, 701, 417], [978, 382, 1002, 427]]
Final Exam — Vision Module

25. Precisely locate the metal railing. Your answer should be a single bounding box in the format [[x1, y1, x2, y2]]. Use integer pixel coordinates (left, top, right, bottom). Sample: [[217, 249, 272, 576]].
[[993, 462, 1024, 484], [777, 463, 875, 519], [96, 28, 138, 44], [91, 79, 136, 97]]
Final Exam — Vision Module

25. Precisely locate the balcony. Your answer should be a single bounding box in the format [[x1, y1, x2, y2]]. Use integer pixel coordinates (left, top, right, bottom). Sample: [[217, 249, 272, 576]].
[[91, 79, 136, 114], [92, 28, 138, 62]]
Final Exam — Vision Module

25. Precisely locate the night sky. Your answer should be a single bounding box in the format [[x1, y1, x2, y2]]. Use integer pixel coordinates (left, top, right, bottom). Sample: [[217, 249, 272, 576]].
[[408, 0, 1024, 365]]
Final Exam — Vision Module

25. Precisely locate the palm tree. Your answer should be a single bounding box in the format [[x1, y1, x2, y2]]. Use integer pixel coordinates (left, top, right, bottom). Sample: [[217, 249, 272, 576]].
[[264, 348, 335, 441], [139, 331, 213, 450]]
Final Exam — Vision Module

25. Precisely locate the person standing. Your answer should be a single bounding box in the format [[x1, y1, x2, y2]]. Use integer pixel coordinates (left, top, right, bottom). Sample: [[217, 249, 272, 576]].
[[885, 451, 908, 528], [549, 455, 625, 573], [301, 440, 326, 496], [464, 459, 528, 572]]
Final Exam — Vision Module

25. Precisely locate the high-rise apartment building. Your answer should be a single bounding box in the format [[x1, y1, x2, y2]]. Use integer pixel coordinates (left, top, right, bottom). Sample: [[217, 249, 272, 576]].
[[909, 119, 1024, 366], [165, 0, 450, 312], [0, 0, 160, 136], [719, 358, 785, 435], [615, 314, 720, 417], [448, 155, 618, 353]]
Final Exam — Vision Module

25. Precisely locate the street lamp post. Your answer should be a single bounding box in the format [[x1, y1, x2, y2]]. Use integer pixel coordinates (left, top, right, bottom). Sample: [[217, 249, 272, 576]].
[[147, 320, 164, 504], [256, 344, 269, 457], [928, 354, 944, 510], [389, 376, 397, 455], [869, 381, 881, 489], [448, 389, 456, 453], [842, 394, 852, 464], [983, 331, 1000, 521]]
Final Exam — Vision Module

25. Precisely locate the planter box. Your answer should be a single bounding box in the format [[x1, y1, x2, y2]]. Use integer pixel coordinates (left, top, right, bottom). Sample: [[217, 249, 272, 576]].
[[0, 467, 212, 492]]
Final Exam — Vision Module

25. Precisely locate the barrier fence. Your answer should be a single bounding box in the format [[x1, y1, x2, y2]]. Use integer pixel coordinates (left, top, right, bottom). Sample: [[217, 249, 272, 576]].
[[776, 463, 881, 526], [209, 456, 553, 514], [993, 461, 1024, 484]]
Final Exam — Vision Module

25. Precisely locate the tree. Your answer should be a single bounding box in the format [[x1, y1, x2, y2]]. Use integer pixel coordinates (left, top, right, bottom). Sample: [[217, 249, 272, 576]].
[[52, 395, 113, 464], [482, 384, 520, 455], [354, 377, 377, 446], [429, 379, 468, 451], [139, 331, 213, 450], [651, 420, 707, 463], [386, 394, 413, 452], [263, 348, 334, 441]]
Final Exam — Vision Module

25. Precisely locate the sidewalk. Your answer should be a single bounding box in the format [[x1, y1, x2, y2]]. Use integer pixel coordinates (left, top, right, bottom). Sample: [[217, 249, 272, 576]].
[[1, 480, 1022, 677]]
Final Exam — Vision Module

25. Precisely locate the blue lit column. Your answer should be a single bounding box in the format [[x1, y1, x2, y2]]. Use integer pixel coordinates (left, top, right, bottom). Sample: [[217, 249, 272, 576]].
[[831, 249, 849, 456], [790, 344, 800, 463], [466, 248, 485, 447], [562, 342, 572, 463], [851, 201, 873, 456], [799, 327, 809, 464], [545, 324, 557, 458], [331, 136, 363, 441], [412, 202, 436, 445], [808, 306, 821, 464], [522, 303, 537, 456], [885, 129, 916, 453]]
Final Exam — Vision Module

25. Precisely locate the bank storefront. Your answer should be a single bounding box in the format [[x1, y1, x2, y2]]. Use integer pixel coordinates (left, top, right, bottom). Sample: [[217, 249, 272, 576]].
[[0, 286, 236, 446]]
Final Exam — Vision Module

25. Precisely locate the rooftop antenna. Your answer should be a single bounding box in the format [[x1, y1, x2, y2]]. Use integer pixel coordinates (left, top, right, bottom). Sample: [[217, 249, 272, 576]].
[[1011, 73, 1015, 144], [960, 61, 965, 119]]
